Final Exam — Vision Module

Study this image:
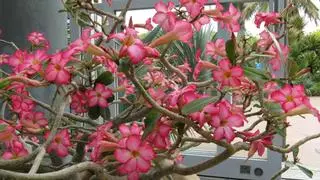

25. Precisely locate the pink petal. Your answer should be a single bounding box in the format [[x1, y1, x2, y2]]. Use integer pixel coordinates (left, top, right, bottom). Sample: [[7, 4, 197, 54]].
[[127, 45, 146, 64], [124, 158, 137, 172], [227, 115, 244, 127], [138, 144, 155, 161], [126, 135, 141, 151], [223, 127, 235, 142], [56, 145, 69, 157], [98, 98, 108, 108], [114, 149, 132, 163], [119, 124, 130, 137], [88, 97, 98, 107], [231, 66, 243, 77], [270, 91, 286, 102], [136, 156, 151, 172], [56, 70, 70, 84], [214, 127, 224, 141], [219, 59, 231, 71]]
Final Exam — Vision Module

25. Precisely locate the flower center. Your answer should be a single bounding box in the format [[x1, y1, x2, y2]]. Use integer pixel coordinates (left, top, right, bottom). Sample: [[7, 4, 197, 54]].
[[286, 95, 294, 102], [32, 59, 40, 65], [55, 137, 62, 144], [221, 119, 228, 126], [123, 36, 135, 46], [54, 64, 61, 71], [224, 71, 232, 78], [131, 151, 140, 158]]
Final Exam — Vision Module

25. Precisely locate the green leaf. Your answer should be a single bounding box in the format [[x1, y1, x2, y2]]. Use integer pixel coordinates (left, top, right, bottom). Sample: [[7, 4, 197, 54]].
[[100, 107, 111, 120], [226, 40, 237, 65], [0, 124, 7, 132], [293, 147, 299, 159], [119, 58, 130, 72], [142, 109, 161, 139], [181, 97, 218, 115], [244, 66, 271, 81], [288, 60, 300, 78], [275, 126, 285, 137], [264, 102, 283, 115], [142, 26, 162, 44], [88, 106, 100, 120], [77, 12, 91, 27], [296, 164, 313, 178], [0, 80, 11, 89], [95, 71, 114, 86]]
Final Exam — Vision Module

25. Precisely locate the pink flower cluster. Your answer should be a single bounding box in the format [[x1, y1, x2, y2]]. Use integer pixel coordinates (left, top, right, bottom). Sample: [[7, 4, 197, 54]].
[[70, 83, 113, 114], [270, 84, 320, 119]]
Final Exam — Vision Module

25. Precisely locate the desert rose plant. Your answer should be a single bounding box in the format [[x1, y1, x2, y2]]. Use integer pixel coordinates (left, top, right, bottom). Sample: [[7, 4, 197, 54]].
[[0, 0, 318, 179]]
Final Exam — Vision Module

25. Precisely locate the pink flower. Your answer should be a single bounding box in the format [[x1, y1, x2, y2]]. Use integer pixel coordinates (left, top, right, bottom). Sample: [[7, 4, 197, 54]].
[[0, 120, 16, 143], [193, 15, 210, 31], [68, 28, 102, 54], [165, 85, 197, 109], [71, 91, 88, 114], [10, 91, 35, 114], [0, 54, 9, 65], [93, 56, 118, 73], [114, 135, 156, 180], [46, 129, 71, 157], [86, 83, 113, 108], [19, 111, 48, 134], [146, 88, 166, 107], [153, 1, 176, 32], [265, 44, 289, 71], [105, 0, 112, 6], [206, 39, 227, 59], [257, 30, 279, 49], [245, 130, 273, 158], [255, 12, 281, 28], [177, 61, 192, 74], [119, 77, 135, 95], [214, 3, 241, 33], [209, 101, 244, 143], [110, 29, 147, 64], [8, 50, 28, 73], [270, 84, 308, 113], [24, 50, 48, 75], [146, 117, 172, 149], [150, 21, 193, 47], [27, 32, 49, 48], [212, 59, 243, 88], [2, 140, 28, 160], [134, 18, 154, 31], [193, 49, 218, 80], [45, 51, 72, 85], [179, 0, 208, 18], [143, 71, 169, 87], [119, 122, 142, 137], [89, 122, 119, 162]]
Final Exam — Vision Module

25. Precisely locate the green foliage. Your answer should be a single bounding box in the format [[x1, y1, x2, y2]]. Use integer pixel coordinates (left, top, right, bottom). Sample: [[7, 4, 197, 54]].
[[181, 97, 218, 115], [290, 31, 320, 95], [95, 71, 114, 86], [142, 109, 161, 139]]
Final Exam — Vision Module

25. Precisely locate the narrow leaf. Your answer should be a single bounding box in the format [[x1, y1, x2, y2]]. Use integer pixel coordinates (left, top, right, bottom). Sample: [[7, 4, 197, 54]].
[[88, 106, 100, 120], [226, 40, 237, 65], [296, 164, 313, 178], [142, 109, 161, 139], [244, 66, 271, 81], [181, 97, 217, 115], [95, 71, 114, 86], [0, 124, 7, 132]]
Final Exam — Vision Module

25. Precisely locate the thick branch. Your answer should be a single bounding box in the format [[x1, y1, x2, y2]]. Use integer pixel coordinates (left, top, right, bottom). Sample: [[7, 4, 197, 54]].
[[0, 162, 105, 180], [268, 132, 320, 153]]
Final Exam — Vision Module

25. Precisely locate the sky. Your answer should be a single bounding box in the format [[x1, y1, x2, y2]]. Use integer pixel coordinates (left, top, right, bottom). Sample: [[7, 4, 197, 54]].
[[121, 0, 320, 36]]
